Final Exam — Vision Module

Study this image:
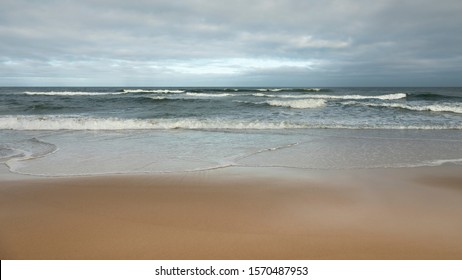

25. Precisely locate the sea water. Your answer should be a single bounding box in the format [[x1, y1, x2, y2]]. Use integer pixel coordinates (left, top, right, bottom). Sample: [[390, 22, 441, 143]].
[[1, 87, 461, 176]]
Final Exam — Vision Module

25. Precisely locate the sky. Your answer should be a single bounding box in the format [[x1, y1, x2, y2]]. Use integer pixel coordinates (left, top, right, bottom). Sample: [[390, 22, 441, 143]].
[[1, 0, 462, 87]]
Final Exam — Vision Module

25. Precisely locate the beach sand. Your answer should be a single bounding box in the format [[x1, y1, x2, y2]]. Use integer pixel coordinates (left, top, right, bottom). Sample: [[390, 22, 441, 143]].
[[1, 166, 462, 260]]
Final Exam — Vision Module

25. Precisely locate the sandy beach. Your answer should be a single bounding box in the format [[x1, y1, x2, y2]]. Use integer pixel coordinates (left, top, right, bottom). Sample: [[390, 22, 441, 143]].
[[1, 165, 462, 260]]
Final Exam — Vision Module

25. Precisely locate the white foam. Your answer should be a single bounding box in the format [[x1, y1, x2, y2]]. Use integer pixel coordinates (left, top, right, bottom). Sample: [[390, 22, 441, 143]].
[[266, 99, 326, 109], [2, 115, 461, 131], [425, 158, 462, 166], [122, 89, 184, 94], [24, 91, 123, 96], [253, 92, 407, 100], [185, 92, 237, 97], [311, 93, 407, 100], [304, 88, 322, 92], [348, 102, 462, 114], [0, 115, 306, 130], [252, 93, 287, 98], [424, 104, 462, 114], [147, 96, 168, 100], [252, 93, 267, 97], [257, 88, 283, 92], [399, 158, 462, 168]]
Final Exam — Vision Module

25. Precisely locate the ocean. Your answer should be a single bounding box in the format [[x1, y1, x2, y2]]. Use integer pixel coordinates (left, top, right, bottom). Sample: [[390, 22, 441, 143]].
[[1, 87, 462, 176]]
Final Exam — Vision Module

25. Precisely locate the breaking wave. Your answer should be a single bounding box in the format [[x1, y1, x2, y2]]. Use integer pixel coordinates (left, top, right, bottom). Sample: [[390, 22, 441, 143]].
[[185, 92, 238, 97], [256, 88, 325, 92], [1, 115, 461, 130], [0, 115, 306, 130], [122, 89, 185, 94], [309, 93, 406, 100], [254, 92, 407, 100], [346, 102, 462, 114], [257, 88, 284, 92], [266, 99, 326, 109]]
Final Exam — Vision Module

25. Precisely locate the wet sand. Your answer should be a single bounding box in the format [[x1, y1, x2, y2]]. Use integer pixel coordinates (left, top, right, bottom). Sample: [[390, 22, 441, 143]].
[[1, 166, 462, 259]]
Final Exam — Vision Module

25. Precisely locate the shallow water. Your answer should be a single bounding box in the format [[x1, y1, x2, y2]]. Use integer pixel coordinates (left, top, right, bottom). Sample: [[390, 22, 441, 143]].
[[1, 129, 461, 176]]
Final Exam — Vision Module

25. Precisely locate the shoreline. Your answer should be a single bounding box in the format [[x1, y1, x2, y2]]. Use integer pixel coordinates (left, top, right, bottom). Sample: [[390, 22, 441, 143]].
[[1, 165, 462, 259]]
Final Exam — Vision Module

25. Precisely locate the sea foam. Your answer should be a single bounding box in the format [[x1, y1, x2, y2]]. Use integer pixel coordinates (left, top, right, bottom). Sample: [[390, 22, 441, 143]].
[[254, 92, 407, 100], [1, 115, 461, 131], [122, 89, 185, 94], [185, 92, 237, 97], [0, 115, 306, 130], [257, 88, 284, 92], [348, 102, 462, 114], [266, 99, 326, 109]]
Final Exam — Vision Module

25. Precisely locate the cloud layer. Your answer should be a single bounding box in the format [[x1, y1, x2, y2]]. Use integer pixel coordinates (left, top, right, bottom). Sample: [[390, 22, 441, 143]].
[[1, 0, 462, 86]]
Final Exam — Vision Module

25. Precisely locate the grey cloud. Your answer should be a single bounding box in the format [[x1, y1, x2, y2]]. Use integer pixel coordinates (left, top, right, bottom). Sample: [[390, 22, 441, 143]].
[[1, 0, 462, 86]]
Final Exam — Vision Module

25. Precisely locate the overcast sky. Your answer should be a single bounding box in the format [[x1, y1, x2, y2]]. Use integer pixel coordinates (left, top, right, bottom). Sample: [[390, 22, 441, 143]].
[[1, 0, 462, 86]]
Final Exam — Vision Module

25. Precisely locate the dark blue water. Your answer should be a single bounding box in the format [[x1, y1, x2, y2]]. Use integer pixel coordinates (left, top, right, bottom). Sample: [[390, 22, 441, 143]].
[[1, 87, 461, 130], [1, 87, 462, 176]]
